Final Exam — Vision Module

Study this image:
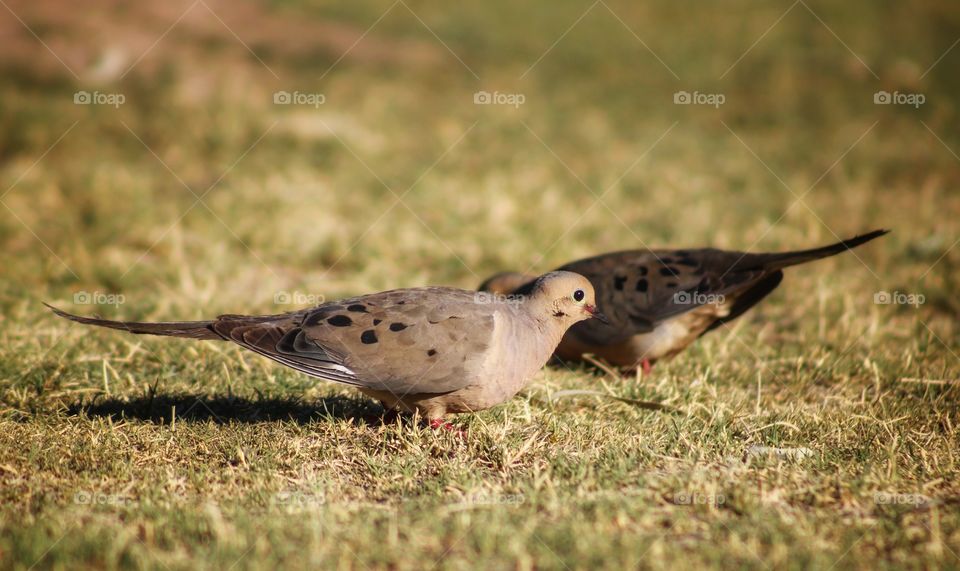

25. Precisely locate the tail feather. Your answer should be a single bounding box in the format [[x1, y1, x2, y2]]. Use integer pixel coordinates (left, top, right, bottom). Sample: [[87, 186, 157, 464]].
[[45, 303, 223, 340], [733, 229, 889, 271]]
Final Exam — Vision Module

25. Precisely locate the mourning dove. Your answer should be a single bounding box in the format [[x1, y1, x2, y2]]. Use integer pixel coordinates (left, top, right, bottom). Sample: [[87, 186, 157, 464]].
[[479, 230, 888, 371], [48, 271, 607, 424]]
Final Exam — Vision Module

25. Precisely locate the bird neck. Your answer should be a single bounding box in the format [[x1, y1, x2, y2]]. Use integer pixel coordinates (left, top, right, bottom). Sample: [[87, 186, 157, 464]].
[[526, 311, 571, 356]]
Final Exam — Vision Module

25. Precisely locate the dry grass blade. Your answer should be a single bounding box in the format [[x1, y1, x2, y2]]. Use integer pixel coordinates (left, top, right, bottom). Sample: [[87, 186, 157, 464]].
[[899, 377, 959, 386], [546, 389, 677, 412]]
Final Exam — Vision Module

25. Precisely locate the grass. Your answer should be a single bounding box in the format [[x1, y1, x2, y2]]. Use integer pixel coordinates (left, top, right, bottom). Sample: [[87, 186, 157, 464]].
[[1, 0, 959, 569]]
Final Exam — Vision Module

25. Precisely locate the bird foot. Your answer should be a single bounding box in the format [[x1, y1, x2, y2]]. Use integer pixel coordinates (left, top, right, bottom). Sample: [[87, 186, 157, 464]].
[[429, 418, 455, 430], [428, 418, 467, 437]]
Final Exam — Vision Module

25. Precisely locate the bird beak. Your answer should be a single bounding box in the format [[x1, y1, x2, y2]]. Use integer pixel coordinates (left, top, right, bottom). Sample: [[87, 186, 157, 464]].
[[584, 304, 610, 324]]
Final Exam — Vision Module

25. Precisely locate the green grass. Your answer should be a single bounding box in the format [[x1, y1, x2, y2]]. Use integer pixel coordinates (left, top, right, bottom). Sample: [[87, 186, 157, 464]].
[[1, 0, 959, 569]]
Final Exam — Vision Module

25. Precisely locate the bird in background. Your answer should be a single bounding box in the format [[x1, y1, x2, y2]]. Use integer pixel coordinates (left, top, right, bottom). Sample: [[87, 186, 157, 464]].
[[479, 230, 889, 373], [48, 271, 607, 429]]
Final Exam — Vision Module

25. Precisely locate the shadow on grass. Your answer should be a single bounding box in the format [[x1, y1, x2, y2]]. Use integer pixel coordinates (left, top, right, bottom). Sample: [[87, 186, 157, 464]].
[[67, 391, 395, 426]]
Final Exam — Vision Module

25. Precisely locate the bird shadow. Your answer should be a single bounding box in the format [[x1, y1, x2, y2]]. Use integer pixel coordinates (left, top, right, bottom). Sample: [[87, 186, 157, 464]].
[[66, 390, 396, 426]]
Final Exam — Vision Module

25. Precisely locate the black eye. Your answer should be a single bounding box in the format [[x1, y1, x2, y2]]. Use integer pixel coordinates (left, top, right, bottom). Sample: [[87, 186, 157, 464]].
[[573, 289, 585, 302]]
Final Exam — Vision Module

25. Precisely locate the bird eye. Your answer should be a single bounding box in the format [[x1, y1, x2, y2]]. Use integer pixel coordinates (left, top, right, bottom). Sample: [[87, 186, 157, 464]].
[[573, 289, 585, 302]]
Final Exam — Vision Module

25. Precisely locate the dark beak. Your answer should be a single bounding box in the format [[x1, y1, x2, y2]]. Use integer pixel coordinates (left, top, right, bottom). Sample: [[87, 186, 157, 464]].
[[585, 304, 610, 324]]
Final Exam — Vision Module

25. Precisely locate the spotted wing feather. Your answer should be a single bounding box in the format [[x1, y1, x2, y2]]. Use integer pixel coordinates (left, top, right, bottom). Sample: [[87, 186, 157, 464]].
[[556, 250, 768, 345], [222, 288, 495, 395], [555, 230, 888, 347]]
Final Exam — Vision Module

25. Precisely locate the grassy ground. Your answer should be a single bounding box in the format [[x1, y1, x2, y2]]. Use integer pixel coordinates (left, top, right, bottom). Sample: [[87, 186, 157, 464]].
[[1, 0, 959, 569]]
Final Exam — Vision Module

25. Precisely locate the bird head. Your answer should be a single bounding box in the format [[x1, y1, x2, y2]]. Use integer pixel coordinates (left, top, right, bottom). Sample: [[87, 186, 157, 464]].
[[526, 271, 608, 326]]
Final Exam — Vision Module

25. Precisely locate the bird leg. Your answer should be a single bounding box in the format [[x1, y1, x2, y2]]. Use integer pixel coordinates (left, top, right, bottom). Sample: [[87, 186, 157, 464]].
[[641, 358, 653, 375]]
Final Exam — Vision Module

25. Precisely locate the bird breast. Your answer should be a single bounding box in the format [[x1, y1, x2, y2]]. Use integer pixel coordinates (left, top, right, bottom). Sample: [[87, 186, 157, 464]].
[[472, 308, 561, 403]]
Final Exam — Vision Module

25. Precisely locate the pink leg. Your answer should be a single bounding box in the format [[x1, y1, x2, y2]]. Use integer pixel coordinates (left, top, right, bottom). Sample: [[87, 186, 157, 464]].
[[641, 358, 653, 375]]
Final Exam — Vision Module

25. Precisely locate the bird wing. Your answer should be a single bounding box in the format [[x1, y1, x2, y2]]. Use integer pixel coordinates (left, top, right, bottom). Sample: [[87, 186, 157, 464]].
[[218, 288, 495, 396], [557, 230, 888, 347], [558, 249, 773, 346]]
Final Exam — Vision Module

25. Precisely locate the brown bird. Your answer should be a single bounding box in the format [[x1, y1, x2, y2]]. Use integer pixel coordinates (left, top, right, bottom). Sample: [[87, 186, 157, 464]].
[[48, 271, 607, 427], [479, 230, 888, 372]]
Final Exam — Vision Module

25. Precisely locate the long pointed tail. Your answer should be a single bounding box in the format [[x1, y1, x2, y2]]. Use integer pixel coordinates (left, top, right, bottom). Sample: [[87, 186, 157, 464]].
[[45, 303, 223, 340], [734, 229, 889, 271]]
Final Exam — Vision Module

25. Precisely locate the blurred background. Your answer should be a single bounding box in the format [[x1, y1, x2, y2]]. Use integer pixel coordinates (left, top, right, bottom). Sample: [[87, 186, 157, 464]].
[[0, 0, 957, 328]]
